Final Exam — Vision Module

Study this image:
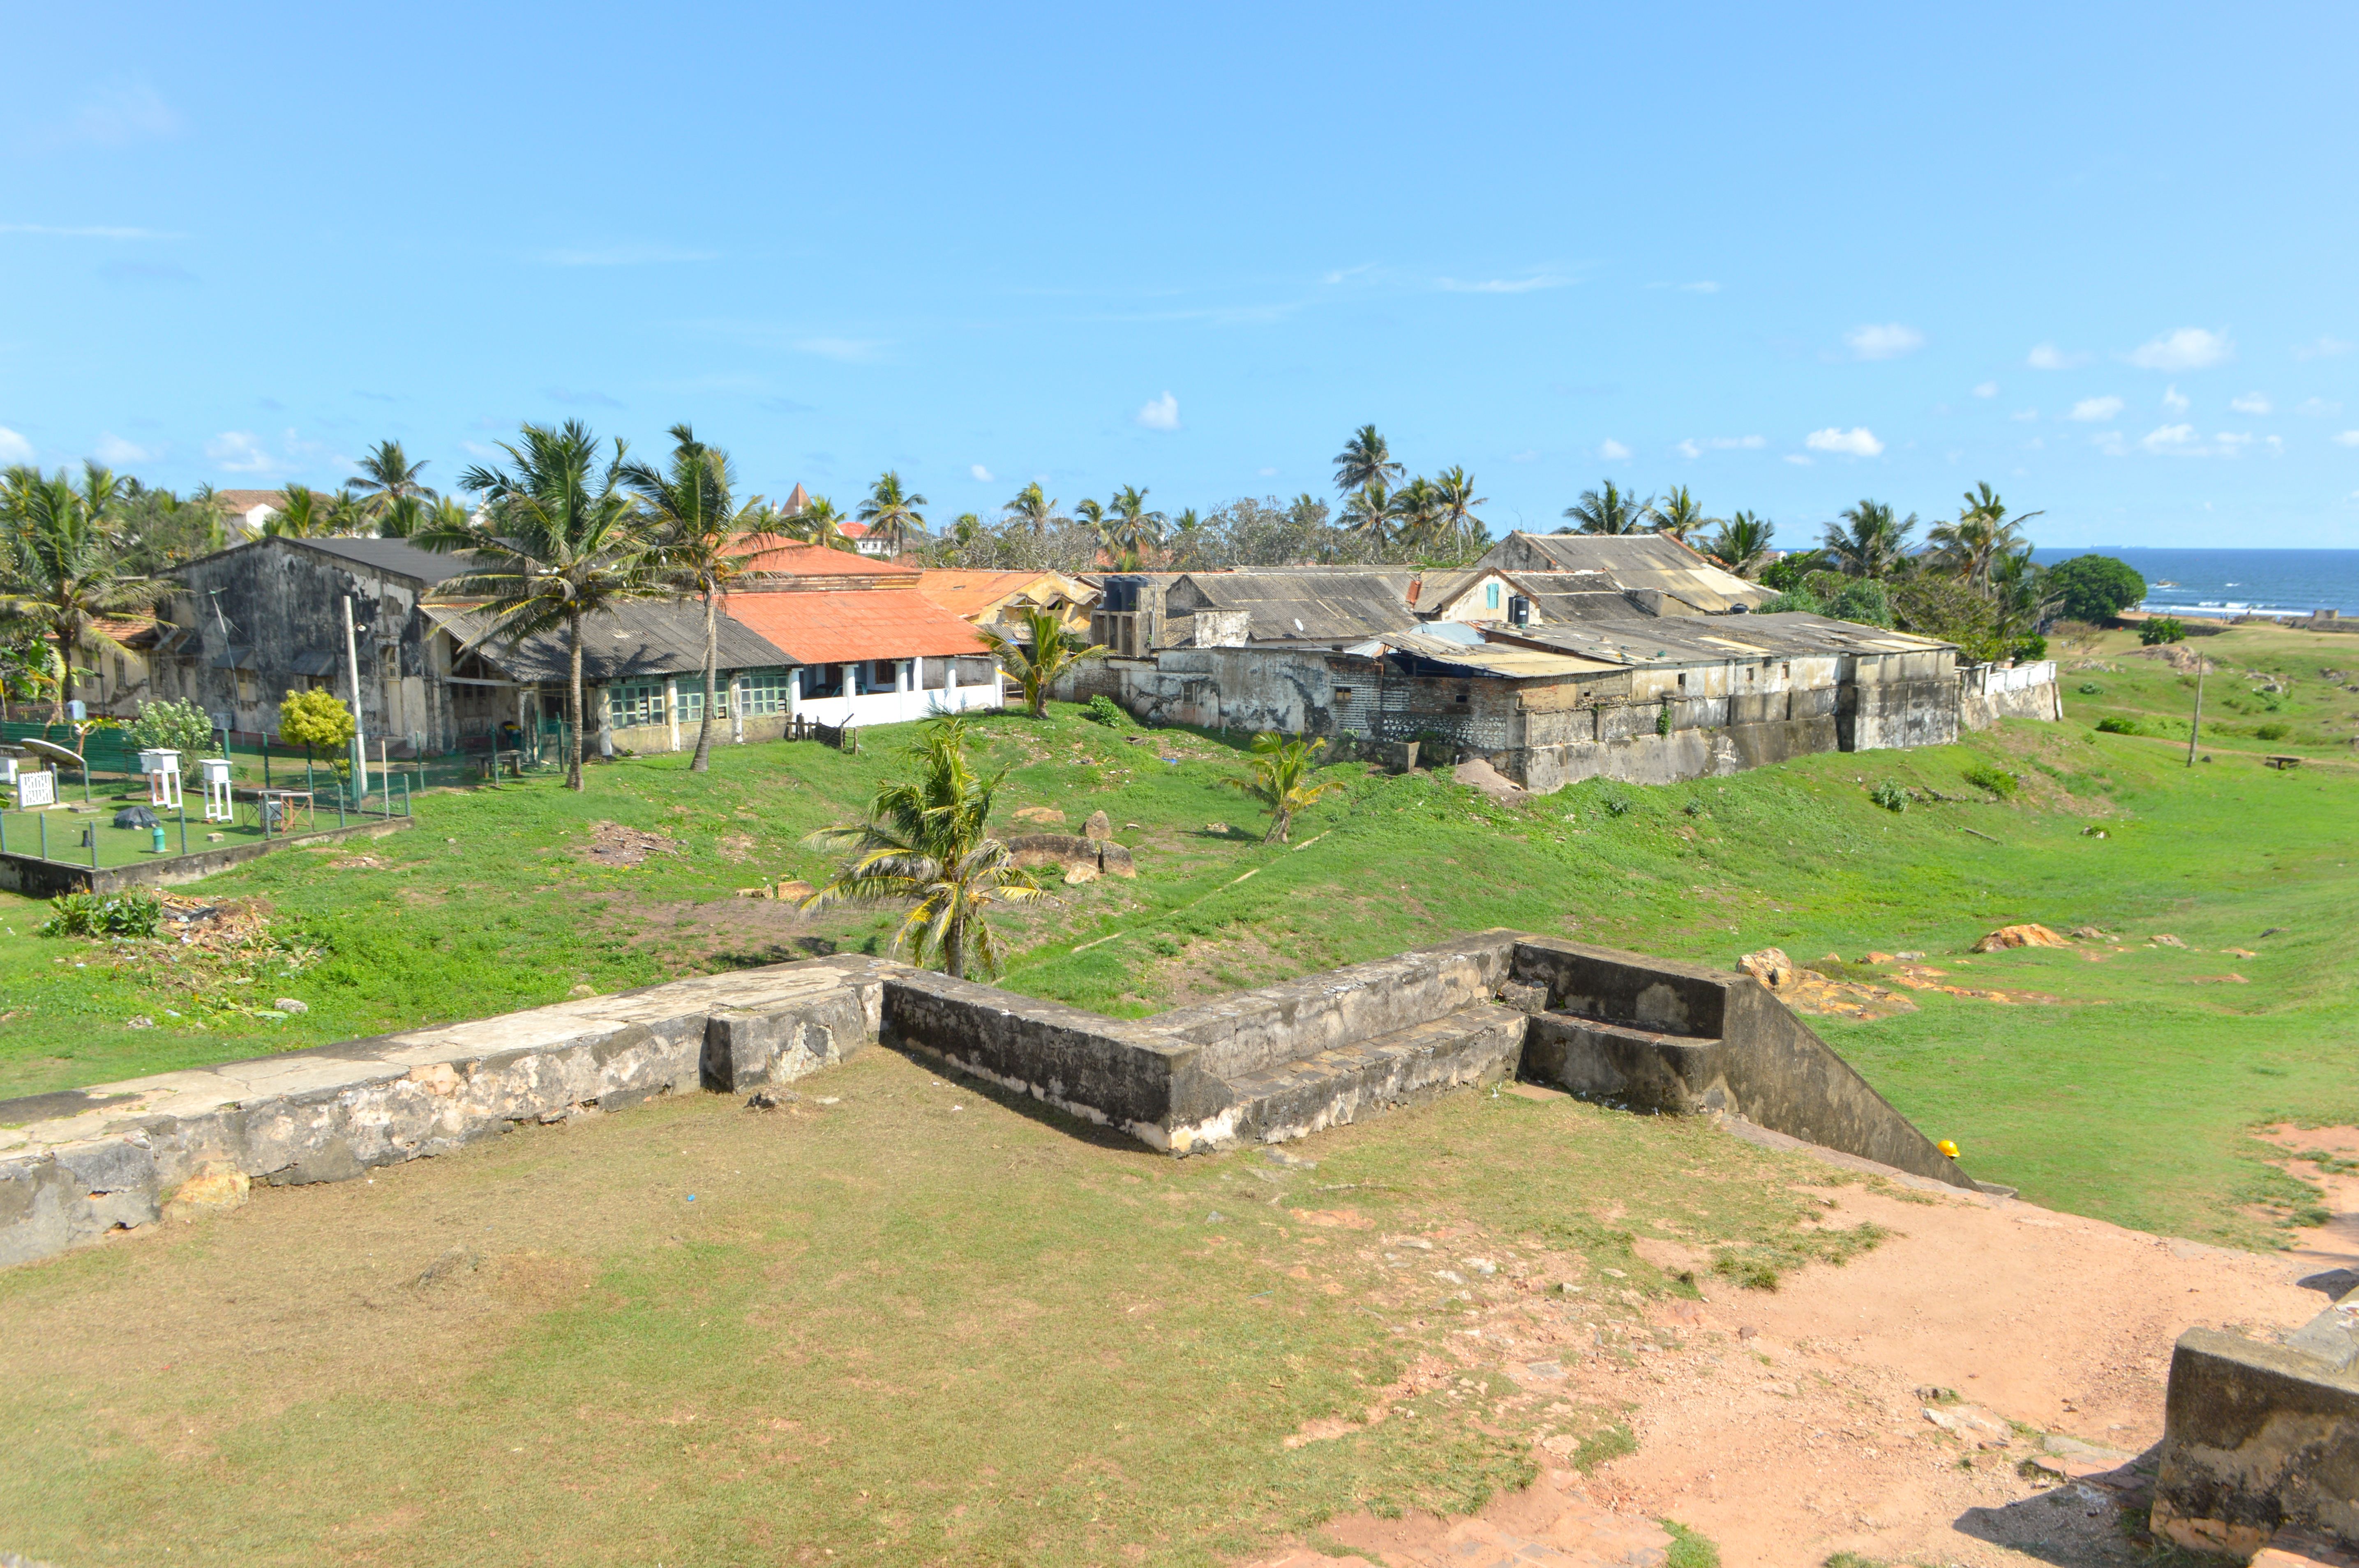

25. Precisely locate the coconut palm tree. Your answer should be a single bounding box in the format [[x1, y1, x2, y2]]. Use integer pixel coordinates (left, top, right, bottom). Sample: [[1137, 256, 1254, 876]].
[[1107, 484, 1164, 556], [425, 420, 659, 790], [261, 484, 330, 538], [1002, 482, 1065, 538], [1332, 425, 1403, 494], [800, 716, 1052, 980], [1071, 497, 1108, 547], [0, 466, 163, 721], [1389, 475, 1447, 553], [1701, 511, 1776, 578], [976, 603, 1104, 718], [347, 439, 437, 528], [1433, 466, 1487, 542], [1166, 506, 1207, 567], [1927, 482, 2043, 590], [1559, 479, 1653, 535], [1645, 484, 1710, 541], [620, 423, 765, 773], [856, 470, 928, 556], [1340, 480, 1395, 541], [1821, 499, 1918, 579], [788, 495, 859, 552], [1222, 732, 1344, 844], [323, 485, 372, 535]]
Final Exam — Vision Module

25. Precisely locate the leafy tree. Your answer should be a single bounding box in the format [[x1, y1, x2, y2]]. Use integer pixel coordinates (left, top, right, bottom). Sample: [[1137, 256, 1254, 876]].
[[1222, 732, 1344, 844], [789, 494, 859, 552], [2138, 617, 2185, 646], [856, 470, 929, 556], [800, 717, 1051, 980], [1987, 546, 2061, 644], [1070, 497, 1108, 547], [2045, 553, 2146, 622], [1332, 425, 1403, 494], [1002, 482, 1065, 538], [1340, 480, 1396, 540], [1560, 479, 1652, 535], [621, 424, 764, 773], [1822, 499, 1917, 578], [1926, 482, 2042, 589], [1645, 484, 1710, 541], [114, 485, 226, 572], [128, 697, 216, 777], [279, 687, 358, 774], [1390, 475, 1445, 551], [262, 484, 330, 538], [347, 440, 436, 530], [1890, 573, 2005, 662], [427, 420, 660, 790], [1701, 511, 1775, 577], [0, 466, 163, 719], [1165, 507, 1207, 567], [977, 604, 1105, 718]]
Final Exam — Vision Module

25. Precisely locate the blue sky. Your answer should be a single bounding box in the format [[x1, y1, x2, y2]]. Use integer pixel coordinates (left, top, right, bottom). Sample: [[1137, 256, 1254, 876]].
[[4, 1, 2356, 549]]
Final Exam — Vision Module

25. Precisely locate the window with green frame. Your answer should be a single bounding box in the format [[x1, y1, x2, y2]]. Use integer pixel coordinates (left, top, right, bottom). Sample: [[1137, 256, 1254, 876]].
[[739, 671, 790, 716], [676, 680, 728, 722], [608, 681, 665, 728]]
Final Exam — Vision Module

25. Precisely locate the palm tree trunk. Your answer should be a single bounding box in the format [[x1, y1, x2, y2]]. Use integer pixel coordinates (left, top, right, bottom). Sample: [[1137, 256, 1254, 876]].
[[51, 627, 72, 724], [692, 585, 718, 773], [566, 610, 586, 791], [945, 909, 965, 980]]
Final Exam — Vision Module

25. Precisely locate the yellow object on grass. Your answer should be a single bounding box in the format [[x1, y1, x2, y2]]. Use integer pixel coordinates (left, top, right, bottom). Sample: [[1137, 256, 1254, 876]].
[[1938, 1139, 1960, 1158]]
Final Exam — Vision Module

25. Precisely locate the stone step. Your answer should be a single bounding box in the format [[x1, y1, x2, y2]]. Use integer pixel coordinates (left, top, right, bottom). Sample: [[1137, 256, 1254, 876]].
[[1218, 1002, 1528, 1148]]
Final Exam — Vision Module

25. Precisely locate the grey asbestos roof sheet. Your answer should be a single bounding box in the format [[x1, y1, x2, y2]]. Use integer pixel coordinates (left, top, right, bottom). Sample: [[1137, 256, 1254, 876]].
[[1170, 567, 1420, 643], [425, 599, 796, 683], [1490, 612, 1952, 666]]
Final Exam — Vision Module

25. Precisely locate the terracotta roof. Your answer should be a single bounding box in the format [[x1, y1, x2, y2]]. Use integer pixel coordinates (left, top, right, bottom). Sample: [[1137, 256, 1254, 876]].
[[735, 534, 920, 579], [214, 489, 285, 514], [724, 586, 989, 664], [782, 483, 810, 514], [913, 569, 1094, 619], [85, 617, 159, 646]]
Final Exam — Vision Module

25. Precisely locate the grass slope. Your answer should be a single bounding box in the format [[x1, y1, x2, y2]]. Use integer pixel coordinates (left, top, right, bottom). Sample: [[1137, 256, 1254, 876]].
[[1, 621, 2352, 1247]]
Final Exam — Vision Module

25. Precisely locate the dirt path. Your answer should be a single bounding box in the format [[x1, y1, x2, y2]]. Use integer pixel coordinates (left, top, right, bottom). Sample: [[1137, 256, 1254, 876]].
[[1253, 1151, 2335, 1568]]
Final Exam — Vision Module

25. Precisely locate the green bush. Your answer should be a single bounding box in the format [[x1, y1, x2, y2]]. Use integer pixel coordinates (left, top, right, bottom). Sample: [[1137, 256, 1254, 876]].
[[1823, 578, 1895, 628], [1869, 779, 1908, 812], [2046, 553, 2147, 622], [2139, 617, 2186, 646], [2077, 682, 2104, 695], [1600, 792, 1633, 818], [2255, 722, 2290, 741], [127, 698, 215, 777], [1080, 694, 1126, 727], [1754, 590, 1821, 616], [1962, 763, 2018, 798], [39, 890, 163, 939], [1662, 1520, 1722, 1568], [1655, 703, 1672, 736], [2010, 633, 2048, 662], [2095, 716, 2139, 735]]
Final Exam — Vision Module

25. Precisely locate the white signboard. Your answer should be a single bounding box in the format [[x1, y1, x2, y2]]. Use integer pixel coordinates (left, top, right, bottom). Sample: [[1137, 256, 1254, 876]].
[[15, 770, 56, 809]]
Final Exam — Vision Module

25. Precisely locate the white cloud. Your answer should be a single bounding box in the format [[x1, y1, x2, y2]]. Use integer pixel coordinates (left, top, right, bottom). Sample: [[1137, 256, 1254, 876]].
[[0, 427, 32, 462], [1680, 281, 1719, 293], [2230, 391, 2272, 415], [1319, 263, 1376, 285], [2296, 397, 2343, 417], [2027, 342, 2089, 370], [1804, 426, 1884, 457], [2293, 336, 2353, 361], [2010, 408, 2040, 422], [2162, 384, 2190, 413], [1844, 323, 1924, 361], [2094, 431, 2128, 457], [92, 432, 154, 464], [794, 337, 883, 362], [1676, 434, 1765, 457], [1257, 466, 1277, 477], [460, 440, 503, 459], [1508, 449, 1538, 462], [2334, 431, 2359, 447], [1782, 454, 1814, 466], [205, 431, 278, 473], [2142, 423, 2198, 452], [1674, 439, 1698, 459], [2137, 424, 2272, 458], [1436, 274, 1571, 293], [23, 83, 183, 152], [969, 463, 993, 482], [1134, 391, 1180, 431], [2126, 327, 2232, 371], [1597, 438, 1632, 461], [2068, 396, 2124, 422], [1972, 381, 1999, 398]]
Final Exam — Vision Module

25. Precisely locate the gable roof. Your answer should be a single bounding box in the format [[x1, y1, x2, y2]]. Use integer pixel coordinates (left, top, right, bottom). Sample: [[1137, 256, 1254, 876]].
[[1487, 611, 1952, 666], [722, 586, 989, 665], [1475, 532, 1770, 614], [213, 489, 286, 514], [290, 535, 479, 584], [426, 599, 793, 684], [1164, 567, 1420, 643], [914, 569, 1096, 620]]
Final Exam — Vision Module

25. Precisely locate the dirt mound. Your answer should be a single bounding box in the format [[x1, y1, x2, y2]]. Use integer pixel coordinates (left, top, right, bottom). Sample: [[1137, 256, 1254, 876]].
[[1452, 757, 1529, 803], [580, 821, 679, 866], [1972, 923, 2072, 953], [1738, 947, 1917, 1020]]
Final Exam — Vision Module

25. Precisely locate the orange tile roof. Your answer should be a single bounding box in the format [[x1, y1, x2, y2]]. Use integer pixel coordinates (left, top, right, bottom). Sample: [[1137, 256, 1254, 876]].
[[723, 586, 988, 664], [913, 569, 1076, 618], [734, 533, 920, 579]]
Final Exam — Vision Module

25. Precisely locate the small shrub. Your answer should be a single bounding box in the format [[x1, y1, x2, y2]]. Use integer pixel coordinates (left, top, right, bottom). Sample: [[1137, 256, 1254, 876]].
[[1962, 763, 2018, 799], [1655, 703, 1672, 736], [2009, 633, 2048, 662], [2077, 682, 2104, 695], [1869, 778, 1907, 812], [1823, 1554, 1893, 1568], [1600, 792, 1633, 818], [2094, 716, 2139, 735], [39, 890, 164, 939], [1681, 799, 1703, 816], [1715, 1250, 1782, 1291], [1662, 1521, 1722, 1568], [2138, 617, 2186, 646], [2255, 722, 2290, 741], [1081, 694, 1125, 727], [1570, 1422, 1637, 1472], [1755, 590, 1822, 616], [1823, 578, 1894, 628]]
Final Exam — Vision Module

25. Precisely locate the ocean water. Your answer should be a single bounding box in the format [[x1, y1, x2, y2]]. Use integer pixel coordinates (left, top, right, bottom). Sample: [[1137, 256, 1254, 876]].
[[2031, 548, 2359, 619]]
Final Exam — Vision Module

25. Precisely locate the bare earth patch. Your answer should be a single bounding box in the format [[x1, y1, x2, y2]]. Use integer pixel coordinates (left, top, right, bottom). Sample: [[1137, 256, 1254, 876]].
[[578, 820, 681, 867]]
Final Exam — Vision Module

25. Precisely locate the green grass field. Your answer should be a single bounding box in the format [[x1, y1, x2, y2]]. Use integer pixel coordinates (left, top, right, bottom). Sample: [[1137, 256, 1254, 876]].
[[2, 620, 2353, 1249]]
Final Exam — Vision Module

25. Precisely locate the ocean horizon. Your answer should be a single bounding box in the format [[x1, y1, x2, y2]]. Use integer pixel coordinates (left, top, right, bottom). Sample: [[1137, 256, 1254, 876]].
[[2031, 547, 2359, 619]]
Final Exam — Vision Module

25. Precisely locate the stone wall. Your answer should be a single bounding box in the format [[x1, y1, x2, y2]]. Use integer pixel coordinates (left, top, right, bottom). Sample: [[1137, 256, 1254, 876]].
[[0, 818, 410, 897]]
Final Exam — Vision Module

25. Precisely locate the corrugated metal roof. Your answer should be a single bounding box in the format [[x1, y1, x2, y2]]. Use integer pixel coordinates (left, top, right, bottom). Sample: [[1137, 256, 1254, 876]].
[[290, 535, 480, 584], [735, 534, 921, 580], [722, 585, 988, 664], [1347, 628, 1622, 678], [1488, 611, 1952, 666], [1167, 567, 1420, 643], [426, 598, 794, 683], [1477, 534, 1772, 614]]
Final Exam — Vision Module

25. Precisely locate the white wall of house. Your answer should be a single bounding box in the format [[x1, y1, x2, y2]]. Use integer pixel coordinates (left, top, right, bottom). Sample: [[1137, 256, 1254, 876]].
[[787, 655, 1002, 727]]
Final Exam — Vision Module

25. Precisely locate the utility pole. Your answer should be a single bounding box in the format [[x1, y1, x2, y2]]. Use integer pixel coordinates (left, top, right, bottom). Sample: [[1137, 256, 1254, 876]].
[[2186, 653, 2204, 766], [343, 595, 369, 800]]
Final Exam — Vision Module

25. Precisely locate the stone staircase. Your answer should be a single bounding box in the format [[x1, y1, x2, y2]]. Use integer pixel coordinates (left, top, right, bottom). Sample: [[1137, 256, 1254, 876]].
[[1220, 1003, 1529, 1145]]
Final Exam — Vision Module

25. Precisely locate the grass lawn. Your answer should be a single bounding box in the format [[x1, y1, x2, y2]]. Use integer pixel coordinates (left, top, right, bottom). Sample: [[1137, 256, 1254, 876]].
[[1, 620, 2353, 1249], [0, 1042, 1867, 1568]]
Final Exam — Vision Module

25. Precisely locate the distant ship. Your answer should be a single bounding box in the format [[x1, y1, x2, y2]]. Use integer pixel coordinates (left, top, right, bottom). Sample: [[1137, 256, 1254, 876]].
[[2154, 580, 2177, 587]]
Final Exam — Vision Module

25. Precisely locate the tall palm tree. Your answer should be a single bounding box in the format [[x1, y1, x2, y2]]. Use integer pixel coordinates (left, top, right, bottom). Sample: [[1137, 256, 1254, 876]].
[[347, 439, 437, 528], [0, 466, 162, 721], [976, 603, 1104, 718], [75, 461, 127, 528], [1433, 466, 1487, 542], [1821, 499, 1918, 579], [323, 485, 371, 535], [261, 483, 330, 538], [1702, 511, 1777, 578], [1166, 506, 1207, 566], [1107, 484, 1164, 556], [1390, 475, 1447, 552], [1927, 482, 2043, 590], [801, 717, 1051, 980], [1560, 479, 1653, 535], [1333, 425, 1403, 494], [1645, 484, 1710, 541], [620, 423, 765, 774], [1070, 498, 1108, 552], [856, 470, 929, 556], [1340, 480, 1395, 540], [1222, 732, 1344, 844], [426, 420, 658, 790], [1002, 482, 1063, 537], [788, 495, 859, 552]]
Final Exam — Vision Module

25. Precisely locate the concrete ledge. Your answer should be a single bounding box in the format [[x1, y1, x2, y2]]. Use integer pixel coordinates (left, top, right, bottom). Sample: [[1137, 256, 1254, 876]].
[[1211, 1003, 1527, 1147], [2153, 1314, 2359, 1557], [0, 816, 413, 897]]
